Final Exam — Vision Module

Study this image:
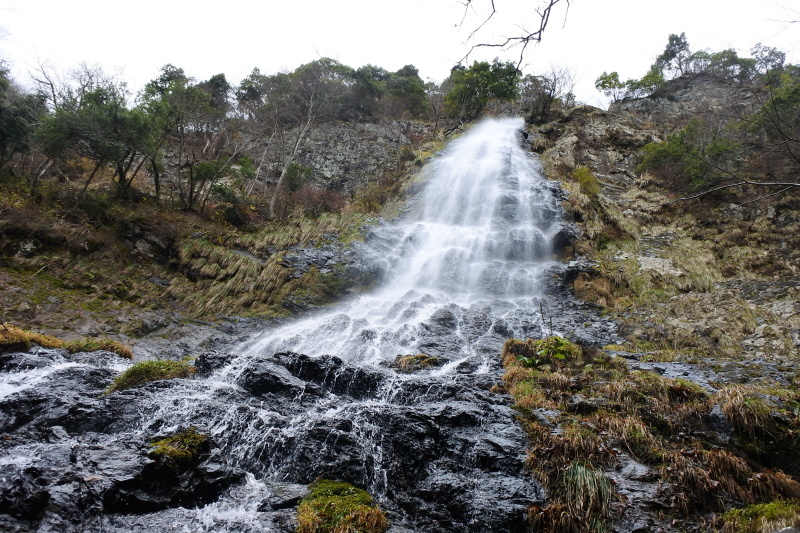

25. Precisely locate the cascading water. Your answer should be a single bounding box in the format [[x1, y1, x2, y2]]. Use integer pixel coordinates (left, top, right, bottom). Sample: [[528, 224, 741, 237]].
[[0, 118, 618, 533], [241, 117, 562, 367]]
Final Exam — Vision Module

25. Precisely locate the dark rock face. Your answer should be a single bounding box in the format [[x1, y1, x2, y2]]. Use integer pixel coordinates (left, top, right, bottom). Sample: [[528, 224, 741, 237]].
[[0, 342, 550, 532], [0, 348, 245, 532]]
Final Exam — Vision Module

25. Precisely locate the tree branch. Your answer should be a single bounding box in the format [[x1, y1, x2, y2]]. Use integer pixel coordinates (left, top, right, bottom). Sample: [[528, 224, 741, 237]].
[[460, 0, 569, 69]]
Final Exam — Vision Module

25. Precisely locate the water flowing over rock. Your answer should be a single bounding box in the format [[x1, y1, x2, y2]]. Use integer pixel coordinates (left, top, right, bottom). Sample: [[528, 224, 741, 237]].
[[0, 118, 617, 532]]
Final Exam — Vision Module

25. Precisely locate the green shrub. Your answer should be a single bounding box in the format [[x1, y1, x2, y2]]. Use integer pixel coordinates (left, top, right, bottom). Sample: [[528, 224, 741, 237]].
[[296, 479, 389, 533], [503, 336, 583, 370], [104, 359, 195, 394], [637, 118, 739, 191], [285, 162, 313, 192], [573, 166, 600, 200]]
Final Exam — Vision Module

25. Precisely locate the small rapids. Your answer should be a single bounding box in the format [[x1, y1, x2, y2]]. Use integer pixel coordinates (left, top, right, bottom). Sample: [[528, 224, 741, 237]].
[[0, 118, 617, 532]]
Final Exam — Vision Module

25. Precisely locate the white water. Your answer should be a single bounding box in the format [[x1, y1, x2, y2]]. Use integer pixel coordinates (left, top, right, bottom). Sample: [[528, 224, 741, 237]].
[[242, 117, 562, 367]]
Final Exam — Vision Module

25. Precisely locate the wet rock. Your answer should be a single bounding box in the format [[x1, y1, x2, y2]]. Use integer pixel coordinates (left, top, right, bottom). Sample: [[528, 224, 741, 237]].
[[274, 352, 386, 399], [619, 460, 656, 482], [0, 464, 51, 520], [552, 223, 580, 254], [193, 351, 232, 375], [102, 440, 245, 514], [567, 393, 607, 414], [257, 483, 308, 511], [563, 256, 599, 285], [237, 360, 313, 397]]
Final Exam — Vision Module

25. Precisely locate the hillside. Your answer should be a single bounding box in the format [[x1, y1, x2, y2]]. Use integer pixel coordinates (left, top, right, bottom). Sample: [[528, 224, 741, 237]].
[[1, 69, 799, 532]]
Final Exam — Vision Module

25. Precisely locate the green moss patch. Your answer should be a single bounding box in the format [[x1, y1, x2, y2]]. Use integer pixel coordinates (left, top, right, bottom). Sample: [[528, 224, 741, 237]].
[[150, 427, 207, 466], [104, 359, 195, 394], [722, 499, 800, 533], [296, 479, 389, 533]]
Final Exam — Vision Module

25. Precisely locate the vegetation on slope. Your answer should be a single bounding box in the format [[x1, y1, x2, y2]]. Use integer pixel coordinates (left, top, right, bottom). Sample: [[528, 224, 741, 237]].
[[525, 34, 800, 532], [501, 337, 800, 532], [0, 323, 133, 358]]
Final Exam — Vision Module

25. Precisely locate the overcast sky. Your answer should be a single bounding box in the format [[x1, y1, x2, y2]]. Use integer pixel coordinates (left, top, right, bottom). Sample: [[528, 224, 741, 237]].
[[1, 0, 798, 107]]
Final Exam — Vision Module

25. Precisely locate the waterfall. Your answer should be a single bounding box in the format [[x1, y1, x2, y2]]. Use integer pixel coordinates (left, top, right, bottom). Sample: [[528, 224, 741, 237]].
[[0, 117, 621, 533], [241, 117, 563, 368]]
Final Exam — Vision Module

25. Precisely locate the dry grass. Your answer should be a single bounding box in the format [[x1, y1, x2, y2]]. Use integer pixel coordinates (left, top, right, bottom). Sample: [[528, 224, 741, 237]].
[[0, 323, 63, 352], [501, 335, 800, 527], [717, 385, 773, 439], [0, 324, 133, 358], [601, 415, 663, 463]]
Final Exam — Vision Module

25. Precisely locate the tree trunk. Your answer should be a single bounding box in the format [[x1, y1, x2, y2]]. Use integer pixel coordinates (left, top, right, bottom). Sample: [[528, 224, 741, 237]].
[[269, 116, 314, 217]]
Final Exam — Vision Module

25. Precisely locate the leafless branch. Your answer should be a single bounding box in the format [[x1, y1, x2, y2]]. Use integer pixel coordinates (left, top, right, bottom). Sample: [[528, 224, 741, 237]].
[[674, 178, 798, 202], [459, 0, 570, 69]]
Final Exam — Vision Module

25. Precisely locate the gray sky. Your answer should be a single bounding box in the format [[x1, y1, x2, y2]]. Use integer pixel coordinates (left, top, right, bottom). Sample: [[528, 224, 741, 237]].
[[1, 0, 798, 107]]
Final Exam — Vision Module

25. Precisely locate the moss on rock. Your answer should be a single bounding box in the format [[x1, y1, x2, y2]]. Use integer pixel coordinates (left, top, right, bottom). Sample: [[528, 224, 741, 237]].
[[150, 427, 207, 465], [296, 479, 388, 533]]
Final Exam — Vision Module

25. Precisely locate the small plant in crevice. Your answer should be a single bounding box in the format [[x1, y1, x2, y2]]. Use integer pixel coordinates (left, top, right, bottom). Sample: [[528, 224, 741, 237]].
[[295, 479, 389, 533], [503, 336, 583, 370], [104, 359, 196, 394]]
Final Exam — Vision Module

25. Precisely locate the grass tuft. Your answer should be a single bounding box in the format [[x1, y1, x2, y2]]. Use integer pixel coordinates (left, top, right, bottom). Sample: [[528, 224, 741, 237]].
[[104, 359, 195, 394], [0, 323, 133, 358], [63, 338, 134, 359], [389, 353, 439, 372]]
